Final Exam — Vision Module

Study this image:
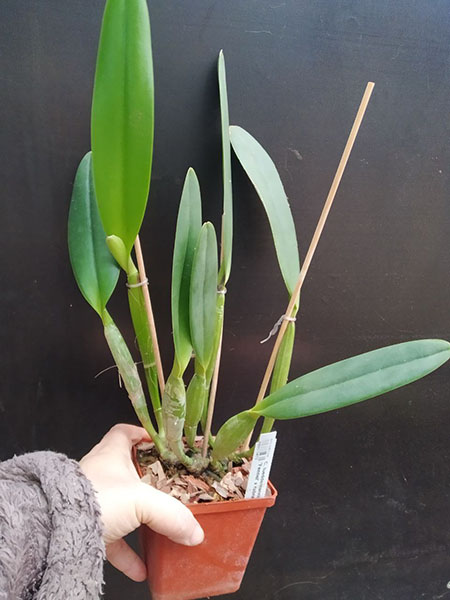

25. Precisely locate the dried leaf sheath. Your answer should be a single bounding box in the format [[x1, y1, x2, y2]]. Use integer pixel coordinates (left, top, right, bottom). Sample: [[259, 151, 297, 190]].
[[102, 313, 161, 447], [162, 372, 186, 447]]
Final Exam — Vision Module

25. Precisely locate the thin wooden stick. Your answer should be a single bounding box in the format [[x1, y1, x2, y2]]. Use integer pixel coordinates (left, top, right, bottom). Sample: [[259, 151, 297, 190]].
[[245, 82, 375, 448], [202, 328, 223, 458], [134, 235, 166, 394]]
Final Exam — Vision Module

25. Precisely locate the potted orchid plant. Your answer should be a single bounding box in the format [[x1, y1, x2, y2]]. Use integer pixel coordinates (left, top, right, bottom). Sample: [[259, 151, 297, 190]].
[[68, 1, 450, 599]]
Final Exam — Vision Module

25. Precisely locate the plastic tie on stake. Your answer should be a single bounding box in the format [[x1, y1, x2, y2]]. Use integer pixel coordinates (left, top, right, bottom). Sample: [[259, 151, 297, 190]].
[[245, 431, 277, 499], [126, 278, 149, 289]]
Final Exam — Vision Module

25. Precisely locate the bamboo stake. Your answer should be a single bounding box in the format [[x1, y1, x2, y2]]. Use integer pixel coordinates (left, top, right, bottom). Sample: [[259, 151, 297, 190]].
[[134, 235, 166, 394], [245, 82, 375, 447], [202, 328, 223, 458]]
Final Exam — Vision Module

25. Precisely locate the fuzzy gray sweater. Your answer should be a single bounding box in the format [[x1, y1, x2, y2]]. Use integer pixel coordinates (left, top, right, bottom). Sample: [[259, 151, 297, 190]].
[[0, 452, 105, 599]]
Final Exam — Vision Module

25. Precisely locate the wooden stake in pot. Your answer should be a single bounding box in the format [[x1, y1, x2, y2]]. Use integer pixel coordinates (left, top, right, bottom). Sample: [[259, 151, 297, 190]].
[[202, 329, 223, 458], [245, 81, 375, 448], [134, 235, 166, 394]]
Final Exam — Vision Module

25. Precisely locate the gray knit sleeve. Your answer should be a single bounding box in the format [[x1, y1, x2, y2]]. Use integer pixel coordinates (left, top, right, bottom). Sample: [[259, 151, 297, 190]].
[[0, 451, 105, 600]]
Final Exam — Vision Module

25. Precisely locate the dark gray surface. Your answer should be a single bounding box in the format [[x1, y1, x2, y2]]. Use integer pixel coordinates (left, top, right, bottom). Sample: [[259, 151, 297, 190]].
[[1, 1, 450, 599]]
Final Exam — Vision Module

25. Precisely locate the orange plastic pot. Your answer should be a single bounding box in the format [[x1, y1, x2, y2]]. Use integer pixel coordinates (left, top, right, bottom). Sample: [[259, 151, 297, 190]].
[[134, 448, 277, 600]]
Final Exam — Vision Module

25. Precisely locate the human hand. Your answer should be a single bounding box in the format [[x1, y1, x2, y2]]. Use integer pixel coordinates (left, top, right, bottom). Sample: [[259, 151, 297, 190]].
[[79, 424, 204, 581]]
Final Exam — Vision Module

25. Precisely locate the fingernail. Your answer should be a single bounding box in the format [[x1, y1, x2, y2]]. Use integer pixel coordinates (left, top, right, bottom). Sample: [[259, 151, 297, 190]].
[[189, 525, 204, 546]]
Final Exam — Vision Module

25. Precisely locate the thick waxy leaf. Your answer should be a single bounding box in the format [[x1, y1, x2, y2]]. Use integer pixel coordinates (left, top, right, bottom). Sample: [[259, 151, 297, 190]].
[[217, 51, 233, 286], [212, 410, 260, 461], [230, 125, 299, 295], [91, 0, 154, 255], [68, 152, 119, 318], [190, 222, 218, 369], [172, 168, 202, 373], [253, 340, 450, 420]]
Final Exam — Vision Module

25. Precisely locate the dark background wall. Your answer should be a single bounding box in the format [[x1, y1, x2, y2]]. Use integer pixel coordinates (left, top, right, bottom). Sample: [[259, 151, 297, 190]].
[[1, 1, 450, 599]]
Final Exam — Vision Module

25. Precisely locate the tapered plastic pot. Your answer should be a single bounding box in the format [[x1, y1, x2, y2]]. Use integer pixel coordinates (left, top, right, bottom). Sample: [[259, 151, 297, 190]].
[[134, 448, 277, 600]]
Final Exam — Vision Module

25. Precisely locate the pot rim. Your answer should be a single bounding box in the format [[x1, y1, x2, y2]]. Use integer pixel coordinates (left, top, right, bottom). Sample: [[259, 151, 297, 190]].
[[133, 442, 278, 514]]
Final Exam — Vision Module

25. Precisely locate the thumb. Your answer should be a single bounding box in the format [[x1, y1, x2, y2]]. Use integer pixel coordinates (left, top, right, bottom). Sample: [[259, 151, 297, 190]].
[[135, 482, 204, 546]]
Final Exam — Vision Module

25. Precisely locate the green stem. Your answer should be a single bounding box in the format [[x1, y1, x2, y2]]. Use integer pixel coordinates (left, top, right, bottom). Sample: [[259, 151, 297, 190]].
[[127, 260, 164, 436], [260, 418, 275, 435], [102, 311, 169, 458], [260, 310, 297, 435], [185, 366, 208, 447]]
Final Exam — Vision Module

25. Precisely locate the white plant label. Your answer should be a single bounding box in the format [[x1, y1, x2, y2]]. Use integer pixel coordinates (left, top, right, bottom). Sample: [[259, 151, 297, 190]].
[[245, 431, 277, 499]]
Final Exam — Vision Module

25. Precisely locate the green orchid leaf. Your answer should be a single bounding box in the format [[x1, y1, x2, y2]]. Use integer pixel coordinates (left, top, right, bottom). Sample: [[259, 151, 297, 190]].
[[230, 125, 300, 295], [212, 410, 260, 461], [172, 168, 202, 373], [91, 0, 154, 256], [253, 340, 450, 420], [217, 50, 233, 286], [68, 152, 120, 318], [190, 222, 218, 369]]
